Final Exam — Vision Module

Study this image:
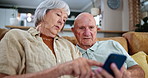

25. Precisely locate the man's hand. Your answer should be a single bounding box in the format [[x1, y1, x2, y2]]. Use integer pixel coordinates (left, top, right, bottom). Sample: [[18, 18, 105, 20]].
[[126, 65, 145, 78], [93, 63, 126, 78], [92, 64, 144, 78]]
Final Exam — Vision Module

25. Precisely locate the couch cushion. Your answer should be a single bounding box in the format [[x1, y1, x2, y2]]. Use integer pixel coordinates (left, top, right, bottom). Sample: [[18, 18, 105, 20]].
[[63, 36, 77, 45], [0, 28, 9, 41], [147, 55, 148, 64], [63, 36, 128, 52], [131, 51, 148, 78], [123, 32, 148, 55]]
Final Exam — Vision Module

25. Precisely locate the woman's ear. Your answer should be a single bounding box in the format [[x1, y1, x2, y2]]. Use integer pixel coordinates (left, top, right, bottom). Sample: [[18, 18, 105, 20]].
[[36, 24, 42, 31]]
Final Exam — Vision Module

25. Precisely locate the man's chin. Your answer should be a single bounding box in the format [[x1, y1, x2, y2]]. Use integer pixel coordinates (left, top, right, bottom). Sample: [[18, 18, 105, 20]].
[[82, 42, 92, 46]]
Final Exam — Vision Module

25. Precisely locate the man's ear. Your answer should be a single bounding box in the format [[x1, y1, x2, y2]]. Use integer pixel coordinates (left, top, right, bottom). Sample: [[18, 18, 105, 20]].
[[71, 27, 74, 32]]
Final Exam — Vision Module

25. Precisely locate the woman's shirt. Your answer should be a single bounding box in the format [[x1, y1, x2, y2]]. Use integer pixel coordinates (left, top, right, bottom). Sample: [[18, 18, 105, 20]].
[[0, 28, 81, 78]]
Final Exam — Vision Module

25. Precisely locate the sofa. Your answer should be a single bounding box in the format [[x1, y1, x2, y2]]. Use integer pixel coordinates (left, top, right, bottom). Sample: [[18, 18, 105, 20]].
[[64, 32, 148, 78], [0, 28, 148, 78]]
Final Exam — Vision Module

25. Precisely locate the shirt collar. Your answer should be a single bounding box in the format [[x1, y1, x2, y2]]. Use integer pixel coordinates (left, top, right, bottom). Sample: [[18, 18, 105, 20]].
[[76, 42, 99, 54], [76, 45, 86, 54], [28, 27, 60, 40], [28, 27, 40, 36], [90, 42, 99, 51]]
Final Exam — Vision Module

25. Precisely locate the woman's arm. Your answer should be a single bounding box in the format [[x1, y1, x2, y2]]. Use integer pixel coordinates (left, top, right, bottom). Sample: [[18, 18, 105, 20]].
[[0, 57, 102, 78]]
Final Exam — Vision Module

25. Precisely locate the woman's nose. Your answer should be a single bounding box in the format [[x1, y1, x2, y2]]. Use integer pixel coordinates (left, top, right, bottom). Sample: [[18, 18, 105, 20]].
[[58, 18, 64, 25]]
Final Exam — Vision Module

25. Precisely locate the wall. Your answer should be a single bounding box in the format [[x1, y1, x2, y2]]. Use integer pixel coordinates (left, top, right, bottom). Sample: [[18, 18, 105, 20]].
[[101, 0, 122, 31], [84, 0, 129, 31], [83, 0, 101, 14], [0, 8, 18, 28], [122, 0, 129, 31], [101, 0, 129, 31]]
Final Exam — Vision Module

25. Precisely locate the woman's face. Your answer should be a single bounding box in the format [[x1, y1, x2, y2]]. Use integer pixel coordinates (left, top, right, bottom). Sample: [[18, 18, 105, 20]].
[[39, 8, 68, 37]]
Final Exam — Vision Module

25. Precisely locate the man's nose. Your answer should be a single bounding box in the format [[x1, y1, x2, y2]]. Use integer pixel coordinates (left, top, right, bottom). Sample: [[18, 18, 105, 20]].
[[84, 28, 91, 36]]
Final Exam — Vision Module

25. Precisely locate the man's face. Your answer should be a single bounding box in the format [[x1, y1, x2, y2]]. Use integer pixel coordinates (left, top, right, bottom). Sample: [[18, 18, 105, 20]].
[[72, 17, 97, 48]]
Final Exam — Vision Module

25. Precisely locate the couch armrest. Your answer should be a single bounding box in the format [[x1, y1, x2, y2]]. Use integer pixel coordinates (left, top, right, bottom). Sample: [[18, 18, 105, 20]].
[[0, 28, 9, 41], [131, 51, 148, 78], [123, 32, 148, 55]]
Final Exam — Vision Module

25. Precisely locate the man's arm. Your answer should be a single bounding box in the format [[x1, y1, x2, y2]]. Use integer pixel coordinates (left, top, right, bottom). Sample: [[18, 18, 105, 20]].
[[125, 65, 145, 78]]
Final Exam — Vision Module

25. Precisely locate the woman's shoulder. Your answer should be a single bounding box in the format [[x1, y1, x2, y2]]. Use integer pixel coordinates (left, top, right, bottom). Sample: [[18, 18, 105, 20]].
[[4, 29, 29, 40], [7, 29, 27, 34], [58, 36, 75, 45], [58, 36, 71, 42]]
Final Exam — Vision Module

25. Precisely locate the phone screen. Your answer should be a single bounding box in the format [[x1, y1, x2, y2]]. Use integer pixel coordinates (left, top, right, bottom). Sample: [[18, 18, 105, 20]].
[[102, 53, 127, 76]]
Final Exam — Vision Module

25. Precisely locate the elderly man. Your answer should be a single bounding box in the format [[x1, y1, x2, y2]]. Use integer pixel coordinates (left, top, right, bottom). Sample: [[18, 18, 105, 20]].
[[71, 12, 145, 78]]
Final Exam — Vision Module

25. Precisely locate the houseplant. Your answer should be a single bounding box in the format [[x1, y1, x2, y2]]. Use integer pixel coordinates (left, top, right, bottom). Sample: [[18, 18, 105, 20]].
[[135, 17, 148, 32]]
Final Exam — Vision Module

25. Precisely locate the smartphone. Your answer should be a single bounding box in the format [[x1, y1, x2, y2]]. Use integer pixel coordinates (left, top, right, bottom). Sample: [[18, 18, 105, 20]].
[[102, 53, 127, 76]]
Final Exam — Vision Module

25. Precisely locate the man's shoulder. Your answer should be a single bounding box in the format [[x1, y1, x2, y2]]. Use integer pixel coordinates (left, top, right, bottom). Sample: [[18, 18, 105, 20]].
[[96, 40, 121, 47], [97, 40, 118, 44]]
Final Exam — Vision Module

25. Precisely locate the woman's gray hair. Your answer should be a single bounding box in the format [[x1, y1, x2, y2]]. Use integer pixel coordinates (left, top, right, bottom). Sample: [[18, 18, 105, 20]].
[[34, 0, 70, 26]]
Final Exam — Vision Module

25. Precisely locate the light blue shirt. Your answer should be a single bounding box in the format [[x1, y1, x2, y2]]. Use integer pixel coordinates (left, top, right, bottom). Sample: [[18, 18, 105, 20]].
[[76, 40, 137, 69]]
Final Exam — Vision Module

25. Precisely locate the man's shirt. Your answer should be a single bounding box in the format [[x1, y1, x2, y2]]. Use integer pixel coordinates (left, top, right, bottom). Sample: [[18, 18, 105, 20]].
[[77, 40, 138, 69]]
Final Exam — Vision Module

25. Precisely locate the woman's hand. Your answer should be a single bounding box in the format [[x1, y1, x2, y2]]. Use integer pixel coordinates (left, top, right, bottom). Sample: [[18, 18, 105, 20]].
[[57, 57, 103, 78]]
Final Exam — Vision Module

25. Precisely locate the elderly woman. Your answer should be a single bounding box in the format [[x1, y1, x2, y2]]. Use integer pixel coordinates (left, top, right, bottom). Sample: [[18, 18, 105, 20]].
[[0, 0, 102, 78]]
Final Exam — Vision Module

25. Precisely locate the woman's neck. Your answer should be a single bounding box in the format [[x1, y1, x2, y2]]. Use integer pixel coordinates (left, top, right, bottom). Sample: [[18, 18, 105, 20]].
[[41, 28, 56, 38], [40, 33, 54, 39]]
